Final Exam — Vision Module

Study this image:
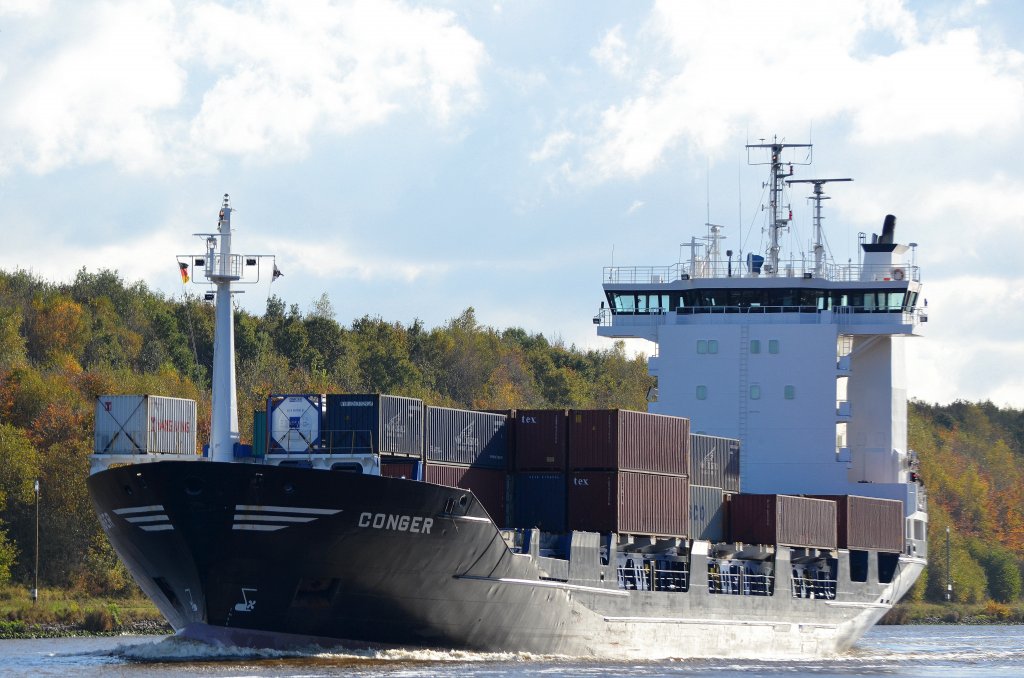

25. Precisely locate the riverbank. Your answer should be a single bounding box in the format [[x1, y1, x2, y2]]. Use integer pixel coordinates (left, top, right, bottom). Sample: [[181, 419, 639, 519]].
[[0, 586, 170, 639], [882, 600, 1024, 625]]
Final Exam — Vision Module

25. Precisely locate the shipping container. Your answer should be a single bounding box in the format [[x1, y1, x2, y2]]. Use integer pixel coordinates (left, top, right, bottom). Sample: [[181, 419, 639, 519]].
[[812, 495, 904, 552], [381, 457, 422, 480], [425, 463, 507, 526], [324, 394, 423, 456], [512, 472, 566, 532], [567, 470, 689, 537], [513, 409, 568, 471], [94, 395, 197, 455], [568, 410, 689, 474], [689, 484, 727, 542], [252, 409, 267, 458], [268, 394, 322, 453], [426, 407, 508, 469], [689, 434, 741, 492], [729, 494, 837, 549]]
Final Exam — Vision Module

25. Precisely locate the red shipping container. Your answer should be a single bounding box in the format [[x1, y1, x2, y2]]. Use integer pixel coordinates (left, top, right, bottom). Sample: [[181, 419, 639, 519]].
[[729, 494, 837, 549], [381, 458, 419, 479], [812, 495, 904, 552], [514, 409, 568, 471], [568, 470, 689, 537], [568, 409, 689, 474], [425, 463, 507, 526]]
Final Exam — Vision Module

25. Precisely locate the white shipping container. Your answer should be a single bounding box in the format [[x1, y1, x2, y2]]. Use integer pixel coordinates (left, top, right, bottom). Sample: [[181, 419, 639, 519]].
[[94, 395, 198, 455], [269, 394, 322, 453]]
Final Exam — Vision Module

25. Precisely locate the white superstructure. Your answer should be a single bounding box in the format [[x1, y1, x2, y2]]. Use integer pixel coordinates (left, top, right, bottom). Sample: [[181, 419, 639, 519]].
[[595, 140, 927, 549]]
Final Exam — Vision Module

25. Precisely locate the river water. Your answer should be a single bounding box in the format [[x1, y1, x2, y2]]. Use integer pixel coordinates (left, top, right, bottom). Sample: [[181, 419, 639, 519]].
[[1, 625, 1021, 677]]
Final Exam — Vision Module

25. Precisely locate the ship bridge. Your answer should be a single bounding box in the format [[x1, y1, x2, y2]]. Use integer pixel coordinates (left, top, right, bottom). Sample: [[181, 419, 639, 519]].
[[594, 147, 927, 533]]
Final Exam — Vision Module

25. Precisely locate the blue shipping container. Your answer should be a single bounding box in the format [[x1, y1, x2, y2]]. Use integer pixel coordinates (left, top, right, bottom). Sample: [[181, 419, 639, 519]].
[[513, 472, 566, 532], [426, 406, 508, 469], [324, 394, 423, 456]]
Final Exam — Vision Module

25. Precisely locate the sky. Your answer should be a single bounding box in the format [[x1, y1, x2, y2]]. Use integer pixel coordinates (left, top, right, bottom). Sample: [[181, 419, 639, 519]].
[[0, 0, 1022, 407]]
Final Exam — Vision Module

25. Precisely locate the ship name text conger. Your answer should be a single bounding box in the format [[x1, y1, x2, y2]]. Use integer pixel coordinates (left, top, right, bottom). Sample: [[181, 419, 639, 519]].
[[358, 512, 433, 534]]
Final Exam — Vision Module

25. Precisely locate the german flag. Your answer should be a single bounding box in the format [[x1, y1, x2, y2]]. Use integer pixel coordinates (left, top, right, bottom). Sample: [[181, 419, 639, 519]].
[[179, 262, 189, 284]]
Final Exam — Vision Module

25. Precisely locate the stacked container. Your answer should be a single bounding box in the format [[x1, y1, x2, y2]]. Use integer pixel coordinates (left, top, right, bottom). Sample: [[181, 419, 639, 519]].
[[425, 406, 509, 526], [567, 410, 691, 537], [425, 462, 507, 525], [94, 395, 197, 455], [729, 494, 838, 549], [425, 407, 508, 468], [510, 409, 568, 531], [812, 495, 905, 552], [688, 433, 741, 542], [689, 484, 727, 542], [689, 434, 741, 492], [324, 394, 423, 456], [268, 394, 322, 453]]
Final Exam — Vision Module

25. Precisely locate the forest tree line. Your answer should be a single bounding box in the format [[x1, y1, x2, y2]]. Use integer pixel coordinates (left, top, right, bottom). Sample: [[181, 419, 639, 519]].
[[0, 267, 1022, 606]]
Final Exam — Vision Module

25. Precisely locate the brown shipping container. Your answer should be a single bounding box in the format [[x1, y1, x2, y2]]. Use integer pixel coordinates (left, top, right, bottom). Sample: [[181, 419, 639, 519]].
[[425, 463, 507, 527], [568, 470, 689, 537], [812, 495, 904, 552], [514, 409, 568, 471], [380, 458, 419, 480], [729, 494, 837, 549], [568, 410, 689, 474]]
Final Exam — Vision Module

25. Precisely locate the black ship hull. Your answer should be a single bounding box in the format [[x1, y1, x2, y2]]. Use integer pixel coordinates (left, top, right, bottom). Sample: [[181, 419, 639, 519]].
[[88, 460, 923, 657]]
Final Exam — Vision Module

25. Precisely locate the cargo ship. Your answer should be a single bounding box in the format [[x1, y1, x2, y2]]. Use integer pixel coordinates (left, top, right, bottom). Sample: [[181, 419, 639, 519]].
[[87, 141, 928, 657]]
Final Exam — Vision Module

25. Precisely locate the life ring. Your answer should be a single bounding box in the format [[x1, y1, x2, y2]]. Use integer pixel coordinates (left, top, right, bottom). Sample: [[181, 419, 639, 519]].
[[892, 268, 905, 281]]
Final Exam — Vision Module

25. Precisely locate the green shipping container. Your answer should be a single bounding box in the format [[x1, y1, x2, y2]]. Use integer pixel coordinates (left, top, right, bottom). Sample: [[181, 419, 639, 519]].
[[253, 410, 267, 458]]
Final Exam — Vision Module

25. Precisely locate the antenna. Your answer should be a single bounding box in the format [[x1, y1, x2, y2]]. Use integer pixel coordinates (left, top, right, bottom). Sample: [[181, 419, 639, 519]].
[[746, 136, 812, 277], [786, 178, 852, 277]]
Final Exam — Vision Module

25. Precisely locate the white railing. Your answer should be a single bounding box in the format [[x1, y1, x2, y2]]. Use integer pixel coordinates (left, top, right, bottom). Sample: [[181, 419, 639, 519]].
[[205, 253, 243, 280], [708, 570, 775, 596], [791, 575, 838, 600], [604, 261, 920, 284]]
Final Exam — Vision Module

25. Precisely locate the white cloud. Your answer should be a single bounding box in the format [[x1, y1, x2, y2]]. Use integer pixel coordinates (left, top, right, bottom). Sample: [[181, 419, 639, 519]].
[[268, 235, 451, 283], [591, 25, 631, 76], [0, 0, 487, 174], [529, 131, 574, 163], [551, 0, 1024, 183]]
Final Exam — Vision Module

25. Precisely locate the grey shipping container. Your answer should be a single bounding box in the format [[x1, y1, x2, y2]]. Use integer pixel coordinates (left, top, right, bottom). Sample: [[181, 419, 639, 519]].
[[94, 395, 197, 454], [568, 410, 689, 475], [689, 484, 727, 542], [514, 409, 568, 471], [689, 434, 741, 493], [512, 472, 566, 532], [811, 495, 905, 552], [426, 407, 507, 469], [729, 494, 837, 549], [425, 463, 507, 526], [567, 470, 689, 537], [324, 394, 423, 456], [268, 394, 322, 453]]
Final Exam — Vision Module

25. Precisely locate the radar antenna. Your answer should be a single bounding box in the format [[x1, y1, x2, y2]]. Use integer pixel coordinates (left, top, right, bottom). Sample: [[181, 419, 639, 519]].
[[785, 178, 852, 278], [746, 137, 812, 276]]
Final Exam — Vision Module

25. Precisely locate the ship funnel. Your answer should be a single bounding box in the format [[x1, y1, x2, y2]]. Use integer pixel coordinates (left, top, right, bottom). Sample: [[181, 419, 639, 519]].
[[880, 214, 896, 244]]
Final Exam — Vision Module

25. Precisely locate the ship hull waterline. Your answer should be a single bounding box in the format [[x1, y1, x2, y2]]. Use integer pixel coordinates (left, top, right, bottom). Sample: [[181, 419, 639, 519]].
[[87, 460, 922, 658]]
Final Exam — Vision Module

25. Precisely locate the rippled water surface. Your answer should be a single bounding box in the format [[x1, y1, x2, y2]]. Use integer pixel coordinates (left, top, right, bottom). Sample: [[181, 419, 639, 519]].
[[1, 625, 1021, 677]]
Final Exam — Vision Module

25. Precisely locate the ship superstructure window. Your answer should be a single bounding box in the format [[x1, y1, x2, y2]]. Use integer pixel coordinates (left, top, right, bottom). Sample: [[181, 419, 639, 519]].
[[696, 385, 708, 400], [697, 340, 707, 354], [606, 287, 918, 315], [769, 340, 780, 354], [784, 385, 795, 400], [750, 340, 761, 354], [708, 340, 718, 354], [750, 385, 761, 400]]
